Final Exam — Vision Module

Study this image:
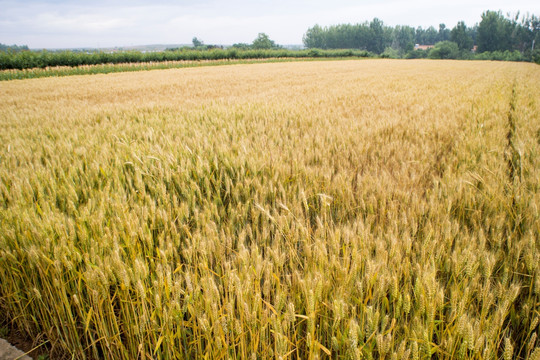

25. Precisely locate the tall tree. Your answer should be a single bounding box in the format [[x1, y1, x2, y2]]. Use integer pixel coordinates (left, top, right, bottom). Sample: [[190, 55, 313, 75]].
[[303, 25, 326, 49], [438, 24, 451, 42], [514, 13, 540, 52], [415, 26, 439, 45], [477, 11, 512, 52], [425, 26, 439, 44], [252, 33, 279, 49], [467, 25, 478, 46], [368, 18, 385, 54], [192, 37, 203, 48], [393, 26, 415, 53], [451, 21, 473, 50]]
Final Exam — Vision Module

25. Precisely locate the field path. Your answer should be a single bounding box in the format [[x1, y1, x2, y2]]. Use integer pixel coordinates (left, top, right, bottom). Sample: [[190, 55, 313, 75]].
[[0, 339, 31, 360]]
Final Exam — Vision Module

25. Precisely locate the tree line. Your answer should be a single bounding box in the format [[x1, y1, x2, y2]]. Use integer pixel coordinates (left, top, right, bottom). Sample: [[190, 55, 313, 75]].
[[0, 43, 29, 52], [303, 11, 540, 61], [169, 33, 284, 51], [1, 10, 539, 70]]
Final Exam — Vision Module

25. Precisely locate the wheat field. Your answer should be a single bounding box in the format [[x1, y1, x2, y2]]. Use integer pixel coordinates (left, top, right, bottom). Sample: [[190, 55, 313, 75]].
[[0, 60, 539, 359]]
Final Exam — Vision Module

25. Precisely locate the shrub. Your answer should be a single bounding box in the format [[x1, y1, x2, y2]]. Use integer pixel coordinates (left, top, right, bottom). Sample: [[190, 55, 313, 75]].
[[428, 41, 460, 59]]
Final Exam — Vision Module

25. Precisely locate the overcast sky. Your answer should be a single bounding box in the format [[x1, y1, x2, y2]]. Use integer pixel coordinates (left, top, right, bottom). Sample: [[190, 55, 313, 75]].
[[1, 0, 539, 49]]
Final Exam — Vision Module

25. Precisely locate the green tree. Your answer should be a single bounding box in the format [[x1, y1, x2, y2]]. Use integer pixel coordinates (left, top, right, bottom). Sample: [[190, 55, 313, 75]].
[[451, 21, 473, 51], [438, 24, 451, 42], [428, 41, 460, 59], [477, 11, 512, 52], [0, 43, 29, 52], [192, 37, 204, 48], [393, 26, 415, 53], [252, 33, 280, 49], [232, 43, 251, 49], [426, 26, 439, 44], [517, 14, 540, 53], [381, 47, 399, 58], [368, 18, 386, 54], [415, 26, 439, 45], [467, 25, 478, 46], [303, 25, 327, 49]]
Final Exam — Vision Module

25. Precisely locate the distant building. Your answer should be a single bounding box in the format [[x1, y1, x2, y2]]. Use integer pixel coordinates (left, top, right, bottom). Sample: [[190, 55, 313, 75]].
[[414, 44, 435, 51]]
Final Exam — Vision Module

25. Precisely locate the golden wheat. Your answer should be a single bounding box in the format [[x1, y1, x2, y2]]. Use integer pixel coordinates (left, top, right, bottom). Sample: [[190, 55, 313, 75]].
[[0, 59, 539, 359]]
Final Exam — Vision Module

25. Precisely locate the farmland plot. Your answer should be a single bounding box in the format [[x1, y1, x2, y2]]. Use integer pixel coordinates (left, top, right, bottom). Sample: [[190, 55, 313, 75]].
[[0, 60, 539, 359]]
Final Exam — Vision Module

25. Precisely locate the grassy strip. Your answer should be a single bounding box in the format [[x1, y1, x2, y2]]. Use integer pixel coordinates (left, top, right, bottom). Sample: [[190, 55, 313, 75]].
[[0, 57, 364, 81], [0, 48, 373, 71]]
